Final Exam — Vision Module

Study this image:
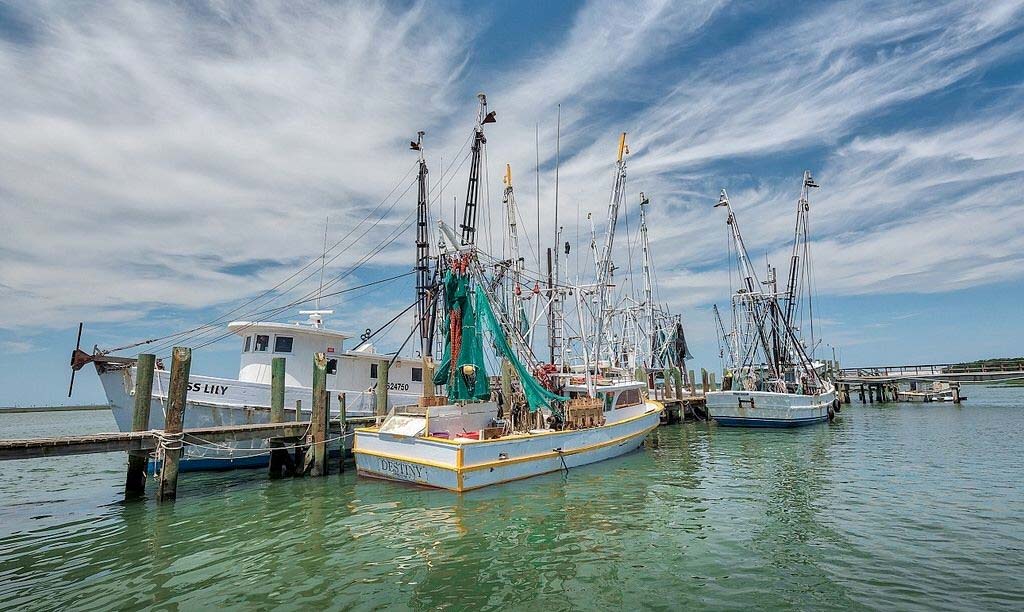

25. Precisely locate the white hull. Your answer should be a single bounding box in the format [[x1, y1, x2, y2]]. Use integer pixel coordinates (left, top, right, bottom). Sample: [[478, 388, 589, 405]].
[[353, 401, 662, 491], [706, 389, 835, 427], [98, 365, 416, 470]]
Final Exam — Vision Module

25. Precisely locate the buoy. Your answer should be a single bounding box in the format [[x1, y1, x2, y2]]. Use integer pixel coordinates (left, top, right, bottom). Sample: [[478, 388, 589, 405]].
[[832, 398, 841, 413]]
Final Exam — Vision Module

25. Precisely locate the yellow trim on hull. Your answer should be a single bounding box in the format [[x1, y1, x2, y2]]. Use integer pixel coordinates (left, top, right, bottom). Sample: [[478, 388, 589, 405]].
[[355, 403, 663, 445], [353, 413, 661, 491]]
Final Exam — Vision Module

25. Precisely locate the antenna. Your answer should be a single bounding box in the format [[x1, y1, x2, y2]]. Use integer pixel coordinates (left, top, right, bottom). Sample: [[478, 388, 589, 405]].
[[317, 216, 329, 309]]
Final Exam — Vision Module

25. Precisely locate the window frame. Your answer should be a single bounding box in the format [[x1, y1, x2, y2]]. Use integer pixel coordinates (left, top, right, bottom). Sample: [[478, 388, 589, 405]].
[[370, 363, 378, 379], [412, 367, 423, 383], [273, 335, 294, 354], [254, 334, 270, 352], [243, 336, 251, 352]]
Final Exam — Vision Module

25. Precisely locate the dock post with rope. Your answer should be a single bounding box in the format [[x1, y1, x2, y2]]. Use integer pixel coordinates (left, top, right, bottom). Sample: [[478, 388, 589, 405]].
[[125, 353, 155, 498], [156, 347, 190, 502]]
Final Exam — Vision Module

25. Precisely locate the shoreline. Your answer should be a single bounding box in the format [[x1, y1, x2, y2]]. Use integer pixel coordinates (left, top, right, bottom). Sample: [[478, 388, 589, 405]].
[[0, 405, 108, 414]]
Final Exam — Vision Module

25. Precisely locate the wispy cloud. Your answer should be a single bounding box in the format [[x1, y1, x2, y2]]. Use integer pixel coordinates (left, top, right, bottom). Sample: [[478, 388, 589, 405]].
[[2, 0, 1023, 359]]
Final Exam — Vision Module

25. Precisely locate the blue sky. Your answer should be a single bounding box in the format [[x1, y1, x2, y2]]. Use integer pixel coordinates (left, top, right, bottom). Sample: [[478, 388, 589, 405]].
[[2, 0, 1024, 406]]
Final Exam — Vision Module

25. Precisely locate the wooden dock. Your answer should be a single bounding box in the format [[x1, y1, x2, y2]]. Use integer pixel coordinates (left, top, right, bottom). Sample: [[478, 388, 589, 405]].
[[0, 419, 373, 461], [833, 360, 1024, 404], [650, 366, 710, 423]]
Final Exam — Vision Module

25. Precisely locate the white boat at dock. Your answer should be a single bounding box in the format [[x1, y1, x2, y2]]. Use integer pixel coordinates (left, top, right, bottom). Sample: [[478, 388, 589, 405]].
[[707, 174, 837, 428], [356, 108, 664, 490], [355, 380, 661, 491], [84, 311, 423, 470]]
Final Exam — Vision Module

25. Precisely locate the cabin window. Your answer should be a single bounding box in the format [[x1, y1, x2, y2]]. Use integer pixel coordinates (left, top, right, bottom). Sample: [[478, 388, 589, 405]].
[[412, 367, 423, 383], [243, 336, 251, 352], [616, 388, 641, 408], [327, 359, 338, 375], [274, 336, 293, 353], [370, 363, 378, 379], [254, 335, 269, 352]]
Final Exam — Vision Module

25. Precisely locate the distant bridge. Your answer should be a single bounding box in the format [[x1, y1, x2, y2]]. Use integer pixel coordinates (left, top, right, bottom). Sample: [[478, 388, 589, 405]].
[[836, 360, 1024, 384]]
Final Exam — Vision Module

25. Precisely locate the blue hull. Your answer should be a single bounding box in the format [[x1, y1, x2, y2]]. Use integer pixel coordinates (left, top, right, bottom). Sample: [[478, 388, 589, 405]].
[[713, 415, 828, 428], [148, 448, 344, 473]]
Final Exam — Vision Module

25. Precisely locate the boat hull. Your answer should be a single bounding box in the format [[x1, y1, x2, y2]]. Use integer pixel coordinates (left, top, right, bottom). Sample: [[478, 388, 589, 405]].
[[98, 365, 413, 471], [353, 402, 663, 491], [706, 389, 835, 428]]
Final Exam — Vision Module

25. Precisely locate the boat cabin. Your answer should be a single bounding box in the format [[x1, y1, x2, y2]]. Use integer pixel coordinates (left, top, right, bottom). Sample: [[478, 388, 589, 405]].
[[228, 311, 425, 394]]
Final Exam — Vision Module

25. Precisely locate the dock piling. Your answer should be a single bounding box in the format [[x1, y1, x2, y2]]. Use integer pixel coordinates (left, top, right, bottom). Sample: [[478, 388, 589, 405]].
[[125, 353, 155, 498], [376, 360, 390, 417], [156, 347, 190, 502], [268, 357, 287, 479], [338, 393, 347, 473], [310, 353, 328, 477]]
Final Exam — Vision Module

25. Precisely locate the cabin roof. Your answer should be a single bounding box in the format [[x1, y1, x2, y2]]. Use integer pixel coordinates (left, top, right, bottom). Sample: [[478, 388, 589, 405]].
[[227, 321, 352, 340]]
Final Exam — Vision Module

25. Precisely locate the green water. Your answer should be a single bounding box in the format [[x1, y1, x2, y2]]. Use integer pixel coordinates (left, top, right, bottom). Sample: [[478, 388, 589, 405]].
[[2, 388, 1023, 611]]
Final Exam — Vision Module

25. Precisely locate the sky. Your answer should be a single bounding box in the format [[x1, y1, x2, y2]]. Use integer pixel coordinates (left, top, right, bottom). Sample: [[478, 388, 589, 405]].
[[2, 0, 1024, 406]]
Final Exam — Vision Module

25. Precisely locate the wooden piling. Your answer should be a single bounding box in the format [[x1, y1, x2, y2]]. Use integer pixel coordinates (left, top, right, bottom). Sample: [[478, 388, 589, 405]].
[[376, 360, 390, 417], [156, 347, 190, 502], [952, 382, 961, 404], [501, 359, 513, 409], [125, 353, 155, 497], [423, 356, 436, 398], [293, 399, 304, 471], [709, 372, 716, 392], [688, 369, 696, 394], [311, 352, 328, 477], [338, 393, 347, 473], [700, 368, 709, 396], [268, 357, 287, 479]]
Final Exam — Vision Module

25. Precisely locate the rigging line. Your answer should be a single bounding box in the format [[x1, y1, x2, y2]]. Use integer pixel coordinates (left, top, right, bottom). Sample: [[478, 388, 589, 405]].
[[177, 209, 419, 356], [148, 178, 419, 355], [109, 160, 420, 355], [153, 131, 473, 354], [142, 133, 473, 356], [145, 175, 418, 355], [388, 289, 440, 366], [351, 300, 419, 352]]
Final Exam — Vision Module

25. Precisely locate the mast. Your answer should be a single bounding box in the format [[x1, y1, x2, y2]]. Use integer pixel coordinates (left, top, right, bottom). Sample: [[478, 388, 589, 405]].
[[639, 192, 654, 368], [715, 190, 779, 382], [781, 170, 819, 360], [411, 131, 432, 357], [459, 93, 496, 246], [502, 163, 524, 335], [594, 132, 629, 372], [549, 105, 564, 366]]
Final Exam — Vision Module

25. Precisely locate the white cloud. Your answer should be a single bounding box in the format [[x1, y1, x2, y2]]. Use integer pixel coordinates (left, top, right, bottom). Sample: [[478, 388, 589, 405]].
[[2, 0, 1023, 361]]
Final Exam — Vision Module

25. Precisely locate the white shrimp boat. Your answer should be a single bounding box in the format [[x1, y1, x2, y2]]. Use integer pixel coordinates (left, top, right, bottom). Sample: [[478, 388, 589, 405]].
[[708, 174, 837, 428], [705, 387, 835, 427], [354, 381, 661, 491], [80, 311, 424, 470], [356, 110, 662, 490]]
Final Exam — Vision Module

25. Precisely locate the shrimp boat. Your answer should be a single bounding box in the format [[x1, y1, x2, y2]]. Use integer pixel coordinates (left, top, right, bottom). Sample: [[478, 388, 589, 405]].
[[706, 174, 837, 427], [71, 311, 425, 470], [354, 99, 662, 490]]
